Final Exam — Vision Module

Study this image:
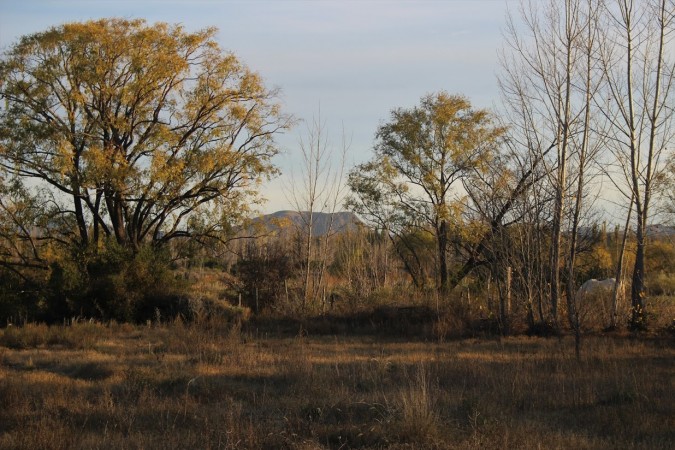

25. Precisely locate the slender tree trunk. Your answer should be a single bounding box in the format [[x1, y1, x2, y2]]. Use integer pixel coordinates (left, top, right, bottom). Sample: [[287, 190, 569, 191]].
[[500, 266, 512, 334], [631, 206, 646, 328], [566, 10, 595, 329], [611, 194, 633, 329], [313, 212, 337, 308], [71, 164, 89, 247], [303, 210, 314, 310], [438, 219, 449, 292], [549, 0, 576, 326], [550, 163, 566, 325]]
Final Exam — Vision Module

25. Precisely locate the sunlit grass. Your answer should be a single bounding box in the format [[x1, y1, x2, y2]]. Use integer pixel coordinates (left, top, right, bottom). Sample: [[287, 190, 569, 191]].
[[0, 321, 673, 449]]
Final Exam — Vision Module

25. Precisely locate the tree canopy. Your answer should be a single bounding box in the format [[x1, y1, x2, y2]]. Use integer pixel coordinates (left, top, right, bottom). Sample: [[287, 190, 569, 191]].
[[347, 92, 505, 291], [0, 18, 290, 254]]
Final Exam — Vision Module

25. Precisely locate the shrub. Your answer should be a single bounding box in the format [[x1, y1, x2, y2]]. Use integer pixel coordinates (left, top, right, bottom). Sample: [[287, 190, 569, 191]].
[[0, 269, 43, 324], [47, 241, 188, 323], [232, 240, 294, 313], [648, 271, 675, 296]]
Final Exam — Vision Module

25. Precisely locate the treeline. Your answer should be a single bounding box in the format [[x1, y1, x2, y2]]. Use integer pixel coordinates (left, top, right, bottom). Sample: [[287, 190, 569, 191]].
[[222, 216, 674, 331], [1, 2, 674, 332]]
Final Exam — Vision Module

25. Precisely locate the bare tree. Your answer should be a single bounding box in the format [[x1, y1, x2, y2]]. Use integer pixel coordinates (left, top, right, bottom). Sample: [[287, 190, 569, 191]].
[[285, 112, 349, 311], [599, 0, 675, 329], [501, 0, 606, 327], [564, 0, 606, 339]]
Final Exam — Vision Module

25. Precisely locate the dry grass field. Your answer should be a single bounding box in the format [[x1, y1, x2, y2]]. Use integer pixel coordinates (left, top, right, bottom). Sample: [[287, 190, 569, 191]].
[[0, 319, 673, 449]]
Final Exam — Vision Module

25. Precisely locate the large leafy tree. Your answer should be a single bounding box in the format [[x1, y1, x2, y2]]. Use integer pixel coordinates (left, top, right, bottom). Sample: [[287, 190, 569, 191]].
[[0, 19, 289, 254], [348, 93, 505, 292]]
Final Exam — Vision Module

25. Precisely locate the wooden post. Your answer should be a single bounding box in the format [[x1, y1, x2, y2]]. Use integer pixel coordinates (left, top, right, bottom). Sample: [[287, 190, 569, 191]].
[[255, 286, 259, 314], [238, 292, 242, 308]]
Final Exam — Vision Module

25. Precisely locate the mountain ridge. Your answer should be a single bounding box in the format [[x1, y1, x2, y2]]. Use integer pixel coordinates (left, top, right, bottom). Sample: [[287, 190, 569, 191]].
[[255, 210, 362, 236]]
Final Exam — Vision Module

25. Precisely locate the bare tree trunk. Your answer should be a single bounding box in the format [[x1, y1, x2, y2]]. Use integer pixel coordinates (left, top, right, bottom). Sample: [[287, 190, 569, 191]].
[[500, 266, 512, 334], [549, 0, 579, 327], [631, 209, 647, 327], [438, 219, 449, 292], [610, 194, 633, 329]]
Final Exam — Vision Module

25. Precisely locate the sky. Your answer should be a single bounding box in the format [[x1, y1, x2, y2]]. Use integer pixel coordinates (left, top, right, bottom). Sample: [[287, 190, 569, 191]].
[[0, 0, 515, 213]]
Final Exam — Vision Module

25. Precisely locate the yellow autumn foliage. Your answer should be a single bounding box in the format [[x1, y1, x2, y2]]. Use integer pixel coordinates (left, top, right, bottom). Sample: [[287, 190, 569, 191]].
[[0, 18, 290, 250]]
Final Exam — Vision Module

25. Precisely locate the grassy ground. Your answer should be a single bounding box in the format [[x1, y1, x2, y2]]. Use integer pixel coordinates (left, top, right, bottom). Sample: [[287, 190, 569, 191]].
[[0, 320, 673, 449]]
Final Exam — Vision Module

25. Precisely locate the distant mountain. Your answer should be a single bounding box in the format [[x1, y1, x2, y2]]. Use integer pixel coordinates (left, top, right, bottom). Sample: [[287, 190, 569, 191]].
[[646, 224, 675, 238], [255, 211, 363, 237]]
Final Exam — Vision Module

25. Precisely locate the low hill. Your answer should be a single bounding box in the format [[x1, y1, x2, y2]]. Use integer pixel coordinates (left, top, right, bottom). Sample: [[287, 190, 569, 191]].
[[256, 210, 362, 237]]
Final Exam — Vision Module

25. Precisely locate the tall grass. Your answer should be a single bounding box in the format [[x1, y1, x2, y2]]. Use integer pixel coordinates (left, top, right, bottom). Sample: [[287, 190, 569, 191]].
[[398, 362, 439, 443]]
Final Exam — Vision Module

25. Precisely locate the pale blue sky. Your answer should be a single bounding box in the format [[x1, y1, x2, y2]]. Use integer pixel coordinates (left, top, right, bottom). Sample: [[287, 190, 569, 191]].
[[0, 0, 514, 212]]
